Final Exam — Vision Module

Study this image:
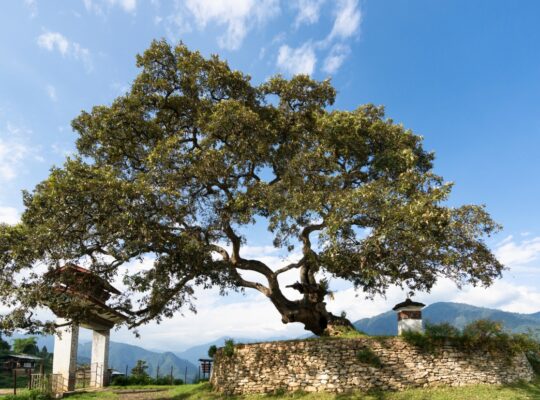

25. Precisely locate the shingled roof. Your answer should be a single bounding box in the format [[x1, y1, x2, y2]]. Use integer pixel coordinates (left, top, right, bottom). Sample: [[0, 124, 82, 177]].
[[392, 298, 425, 311]]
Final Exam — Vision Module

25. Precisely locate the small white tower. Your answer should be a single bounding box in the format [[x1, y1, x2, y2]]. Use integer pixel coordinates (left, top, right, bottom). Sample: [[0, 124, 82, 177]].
[[393, 298, 425, 335]]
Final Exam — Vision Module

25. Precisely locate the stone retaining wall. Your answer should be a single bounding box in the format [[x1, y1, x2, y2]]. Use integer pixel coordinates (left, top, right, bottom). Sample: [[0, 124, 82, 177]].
[[210, 338, 534, 394]]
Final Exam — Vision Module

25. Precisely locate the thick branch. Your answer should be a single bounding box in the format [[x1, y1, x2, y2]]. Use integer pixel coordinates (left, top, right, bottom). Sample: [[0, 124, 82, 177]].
[[223, 221, 241, 263], [229, 268, 271, 296], [275, 257, 305, 275], [299, 223, 325, 286], [300, 223, 325, 253], [209, 244, 230, 262]]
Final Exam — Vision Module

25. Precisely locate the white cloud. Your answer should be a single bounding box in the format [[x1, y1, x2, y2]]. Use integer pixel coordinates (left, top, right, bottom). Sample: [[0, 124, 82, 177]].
[[277, 43, 317, 75], [495, 235, 540, 266], [0, 123, 32, 181], [37, 32, 69, 55], [168, 0, 280, 50], [37, 31, 93, 72], [83, 0, 137, 14], [278, 0, 361, 75], [0, 207, 20, 225], [328, 0, 362, 41], [24, 0, 38, 18], [292, 0, 325, 27], [46, 85, 57, 102], [322, 43, 350, 74]]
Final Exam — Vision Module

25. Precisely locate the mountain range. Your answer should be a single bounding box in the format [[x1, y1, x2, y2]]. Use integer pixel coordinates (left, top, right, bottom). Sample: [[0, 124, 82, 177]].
[[78, 341, 198, 381], [6, 335, 198, 382], [174, 335, 291, 366], [353, 301, 540, 336]]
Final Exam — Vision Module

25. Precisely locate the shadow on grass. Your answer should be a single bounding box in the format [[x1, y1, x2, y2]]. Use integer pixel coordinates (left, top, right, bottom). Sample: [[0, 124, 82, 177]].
[[499, 376, 540, 398]]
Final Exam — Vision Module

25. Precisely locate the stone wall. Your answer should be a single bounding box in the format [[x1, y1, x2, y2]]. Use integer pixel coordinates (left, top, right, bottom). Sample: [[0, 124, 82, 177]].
[[210, 338, 534, 394]]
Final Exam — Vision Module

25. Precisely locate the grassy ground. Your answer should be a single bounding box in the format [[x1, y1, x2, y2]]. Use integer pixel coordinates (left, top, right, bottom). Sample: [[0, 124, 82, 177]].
[[4, 377, 537, 400]]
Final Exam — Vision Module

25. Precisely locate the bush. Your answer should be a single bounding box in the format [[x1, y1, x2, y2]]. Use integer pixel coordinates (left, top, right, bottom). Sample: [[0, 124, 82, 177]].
[[425, 322, 460, 339], [526, 351, 540, 374], [208, 344, 217, 358], [356, 347, 383, 368], [402, 319, 540, 358], [223, 339, 235, 357], [401, 330, 434, 352], [111, 374, 183, 386]]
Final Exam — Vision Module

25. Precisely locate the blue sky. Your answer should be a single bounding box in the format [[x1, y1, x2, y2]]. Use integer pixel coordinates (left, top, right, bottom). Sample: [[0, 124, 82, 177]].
[[1, 0, 540, 350]]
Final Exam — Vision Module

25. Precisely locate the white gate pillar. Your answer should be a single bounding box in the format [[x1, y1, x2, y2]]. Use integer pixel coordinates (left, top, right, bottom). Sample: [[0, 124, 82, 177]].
[[52, 319, 79, 392], [90, 329, 110, 387]]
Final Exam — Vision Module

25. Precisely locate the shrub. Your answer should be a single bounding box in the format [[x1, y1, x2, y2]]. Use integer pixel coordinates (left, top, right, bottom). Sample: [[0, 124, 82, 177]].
[[526, 351, 540, 374], [402, 319, 540, 359], [111, 375, 129, 386], [402, 330, 434, 352], [208, 344, 217, 358], [223, 339, 235, 357], [111, 374, 183, 386], [425, 322, 460, 339], [356, 347, 383, 368]]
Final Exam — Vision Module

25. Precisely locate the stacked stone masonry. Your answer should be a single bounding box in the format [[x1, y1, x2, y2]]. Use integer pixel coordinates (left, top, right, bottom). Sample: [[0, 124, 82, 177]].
[[210, 338, 534, 394]]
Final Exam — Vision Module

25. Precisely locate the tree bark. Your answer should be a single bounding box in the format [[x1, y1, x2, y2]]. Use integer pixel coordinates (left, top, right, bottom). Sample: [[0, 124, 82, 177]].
[[267, 283, 355, 336]]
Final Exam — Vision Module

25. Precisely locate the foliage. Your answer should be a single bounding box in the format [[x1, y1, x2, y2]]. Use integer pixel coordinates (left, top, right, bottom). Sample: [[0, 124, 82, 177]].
[[0, 40, 503, 336], [207, 345, 217, 358], [526, 351, 540, 374], [402, 319, 540, 356], [12, 337, 39, 355], [130, 360, 150, 379], [356, 347, 382, 368], [3, 390, 51, 400], [223, 339, 235, 357], [425, 322, 460, 339], [111, 375, 182, 386], [0, 333, 10, 354], [322, 325, 365, 338]]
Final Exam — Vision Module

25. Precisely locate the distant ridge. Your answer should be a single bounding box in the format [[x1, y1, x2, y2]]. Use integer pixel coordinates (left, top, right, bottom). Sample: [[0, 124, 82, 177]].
[[6, 334, 198, 382], [175, 335, 292, 366], [78, 341, 198, 381], [354, 301, 540, 336]]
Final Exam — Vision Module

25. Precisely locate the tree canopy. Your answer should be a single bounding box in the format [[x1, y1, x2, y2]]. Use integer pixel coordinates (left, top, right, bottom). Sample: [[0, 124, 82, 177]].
[[12, 337, 39, 355], [0, 40, 503, 335]]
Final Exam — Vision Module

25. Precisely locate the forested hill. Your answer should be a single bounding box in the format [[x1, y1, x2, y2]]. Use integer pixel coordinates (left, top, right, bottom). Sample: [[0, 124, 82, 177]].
[[78, 341, 198, 381], [354, 302, 540, 336]]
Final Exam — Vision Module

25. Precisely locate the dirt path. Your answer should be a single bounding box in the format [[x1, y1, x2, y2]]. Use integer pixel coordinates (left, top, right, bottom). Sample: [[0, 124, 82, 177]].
[[113, 389, 171, 400]]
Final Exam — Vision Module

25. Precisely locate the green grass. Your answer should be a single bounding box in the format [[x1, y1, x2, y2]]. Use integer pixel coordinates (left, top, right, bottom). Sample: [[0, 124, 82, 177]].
[[12, 377, 538, 400]]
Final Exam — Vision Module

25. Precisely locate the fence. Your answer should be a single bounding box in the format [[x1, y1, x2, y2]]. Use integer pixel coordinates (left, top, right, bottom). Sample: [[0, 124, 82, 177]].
[[30, 373, 64, 394]]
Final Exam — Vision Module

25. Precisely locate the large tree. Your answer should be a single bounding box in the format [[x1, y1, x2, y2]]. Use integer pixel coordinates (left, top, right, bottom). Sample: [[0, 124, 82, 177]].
[[0, 40, 503, 336]]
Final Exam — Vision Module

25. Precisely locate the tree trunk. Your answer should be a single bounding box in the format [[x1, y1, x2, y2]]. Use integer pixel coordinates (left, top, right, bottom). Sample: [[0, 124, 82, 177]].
[[267, 290, 355, 336]]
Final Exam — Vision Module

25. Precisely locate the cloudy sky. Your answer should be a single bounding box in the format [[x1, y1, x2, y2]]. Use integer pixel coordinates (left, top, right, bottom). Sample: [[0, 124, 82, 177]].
[[1, 0, 540, 351]]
